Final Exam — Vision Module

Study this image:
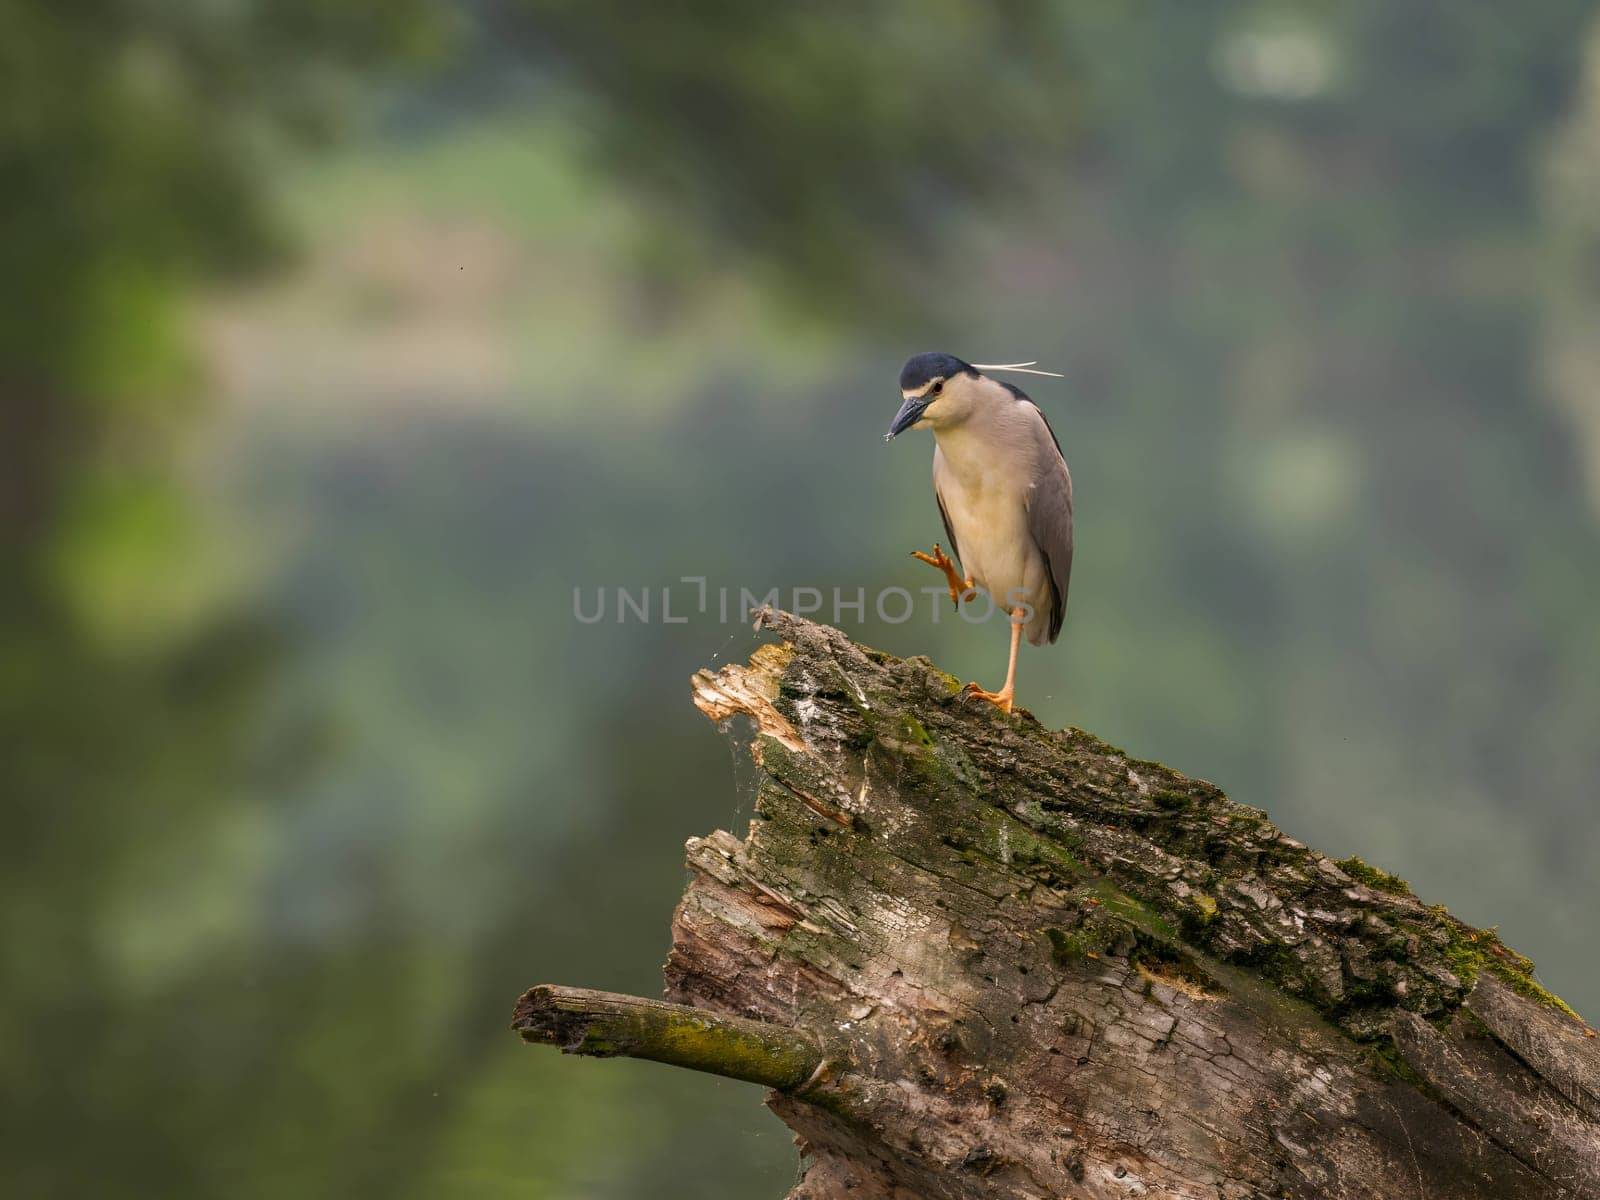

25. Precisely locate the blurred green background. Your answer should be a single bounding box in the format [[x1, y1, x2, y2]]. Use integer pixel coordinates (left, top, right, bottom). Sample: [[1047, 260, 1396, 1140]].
[[6, 1, 1600, 1196]]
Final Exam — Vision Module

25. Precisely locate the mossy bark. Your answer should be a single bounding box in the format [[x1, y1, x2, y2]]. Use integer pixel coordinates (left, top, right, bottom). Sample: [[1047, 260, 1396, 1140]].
[[513, 986, 831, 1090], [519, 610, 1600, 1199]]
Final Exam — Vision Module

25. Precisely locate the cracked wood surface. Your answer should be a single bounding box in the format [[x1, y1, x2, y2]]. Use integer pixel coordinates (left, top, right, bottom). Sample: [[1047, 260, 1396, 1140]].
[[658, 610, 1599, 1199]]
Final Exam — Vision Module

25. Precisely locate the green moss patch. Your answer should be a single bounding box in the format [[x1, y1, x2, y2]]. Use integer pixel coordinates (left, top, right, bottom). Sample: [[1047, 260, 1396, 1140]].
[[1335, 856, 1414, 897]]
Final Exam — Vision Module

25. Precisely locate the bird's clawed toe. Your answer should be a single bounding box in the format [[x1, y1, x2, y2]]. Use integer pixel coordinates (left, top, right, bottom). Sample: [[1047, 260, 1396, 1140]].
[[911, 542, 974, 606], [961, 682, 1014, 714]]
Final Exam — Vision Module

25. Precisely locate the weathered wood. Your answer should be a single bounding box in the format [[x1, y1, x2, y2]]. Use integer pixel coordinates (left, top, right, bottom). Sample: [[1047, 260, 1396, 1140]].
[[512, 985, 827, 1091], [517, 610, 1600, 1199]]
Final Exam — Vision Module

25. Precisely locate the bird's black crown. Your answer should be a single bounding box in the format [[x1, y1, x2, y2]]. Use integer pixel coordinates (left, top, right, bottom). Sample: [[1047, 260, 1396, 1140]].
[[900, 352, 975, 392]]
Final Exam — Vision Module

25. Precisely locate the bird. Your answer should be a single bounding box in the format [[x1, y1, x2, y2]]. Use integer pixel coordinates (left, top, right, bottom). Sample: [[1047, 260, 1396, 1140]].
[[885, 352, 1073, 714]]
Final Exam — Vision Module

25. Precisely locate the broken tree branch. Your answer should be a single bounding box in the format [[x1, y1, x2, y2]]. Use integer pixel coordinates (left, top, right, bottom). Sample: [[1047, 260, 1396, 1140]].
[[513, 985, 826, 1091], [515, 610, 1600, 1199]]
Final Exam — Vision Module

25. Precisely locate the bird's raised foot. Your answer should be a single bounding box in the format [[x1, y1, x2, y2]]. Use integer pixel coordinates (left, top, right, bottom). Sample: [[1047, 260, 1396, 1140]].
[[911, 542, 974, 606], [961, 681, 1014, 714]]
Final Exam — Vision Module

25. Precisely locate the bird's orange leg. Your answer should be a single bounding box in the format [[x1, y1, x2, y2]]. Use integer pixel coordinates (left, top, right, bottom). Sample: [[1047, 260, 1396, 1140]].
[[910, 542, 974, 606], [963, 607, 1024, 714]]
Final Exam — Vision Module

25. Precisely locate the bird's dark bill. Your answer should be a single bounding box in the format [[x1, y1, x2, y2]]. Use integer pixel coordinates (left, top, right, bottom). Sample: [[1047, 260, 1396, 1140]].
[[886, 395, 930, 439]]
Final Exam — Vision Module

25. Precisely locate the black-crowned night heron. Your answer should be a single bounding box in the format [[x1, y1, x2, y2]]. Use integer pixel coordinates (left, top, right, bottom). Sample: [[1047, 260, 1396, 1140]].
[[886, 352, 1073, 714]]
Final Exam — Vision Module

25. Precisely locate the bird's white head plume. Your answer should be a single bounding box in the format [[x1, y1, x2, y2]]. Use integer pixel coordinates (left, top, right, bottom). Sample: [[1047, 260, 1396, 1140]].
[[970, 361, 1064, 378]]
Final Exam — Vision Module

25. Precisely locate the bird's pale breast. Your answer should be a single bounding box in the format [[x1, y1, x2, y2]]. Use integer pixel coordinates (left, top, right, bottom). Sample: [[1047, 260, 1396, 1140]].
[[932, 417, 1055, 643]]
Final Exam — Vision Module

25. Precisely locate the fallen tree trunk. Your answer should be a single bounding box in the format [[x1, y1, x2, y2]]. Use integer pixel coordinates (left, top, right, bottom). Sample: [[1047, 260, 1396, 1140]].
[[515, 609, 1600, 1199]]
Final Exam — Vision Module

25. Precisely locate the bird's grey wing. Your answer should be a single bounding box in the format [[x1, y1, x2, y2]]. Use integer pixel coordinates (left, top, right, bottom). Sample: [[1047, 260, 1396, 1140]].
[[1023, 406, 1073, 643], [932, 447, 962, 566]]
